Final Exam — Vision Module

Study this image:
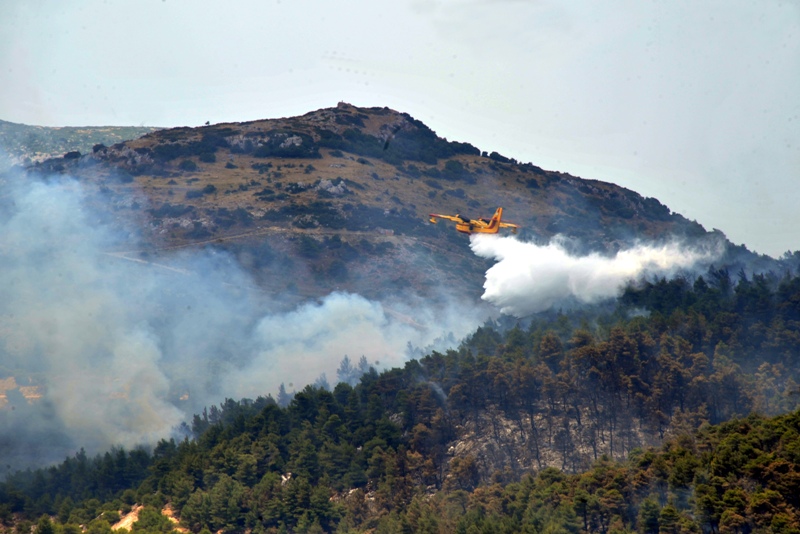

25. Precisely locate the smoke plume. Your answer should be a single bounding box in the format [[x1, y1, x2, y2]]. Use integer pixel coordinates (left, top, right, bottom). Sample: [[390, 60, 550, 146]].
[[470, 234, 719, 316], [0, 172, 477, 469]]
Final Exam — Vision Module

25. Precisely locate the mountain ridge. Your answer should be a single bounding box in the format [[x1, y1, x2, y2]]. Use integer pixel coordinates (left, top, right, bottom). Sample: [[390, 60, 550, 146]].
[[14, 102, 780, 305]]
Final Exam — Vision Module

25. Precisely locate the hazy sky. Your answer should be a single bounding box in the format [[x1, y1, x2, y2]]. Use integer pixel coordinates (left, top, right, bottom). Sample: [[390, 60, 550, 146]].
[[1, 0, 798, 257]]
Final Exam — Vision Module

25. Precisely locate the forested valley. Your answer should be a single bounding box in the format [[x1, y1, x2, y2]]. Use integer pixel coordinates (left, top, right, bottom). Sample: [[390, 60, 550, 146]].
[[4, 267, 800, 533]]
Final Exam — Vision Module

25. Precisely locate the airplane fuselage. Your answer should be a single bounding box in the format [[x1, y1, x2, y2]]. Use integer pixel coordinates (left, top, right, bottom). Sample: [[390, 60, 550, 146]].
[[428, 207, 518, 235]]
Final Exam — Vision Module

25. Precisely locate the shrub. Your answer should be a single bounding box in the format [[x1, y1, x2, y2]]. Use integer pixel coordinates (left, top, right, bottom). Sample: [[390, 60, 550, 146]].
[[488, 151, 516, 164], [114, 169, 135, 184], [297, 236, 321, 258], [343, 178, 364, 190], [444, 159, 464, 175], [149, 203, 194, 218], [233, 207, 253, 226], [252, 131, 320, 158], [178, 159, 197, 171], [404, 164, 422, 178], [252, 162, 272, 174], [152, 134, 223, 161], [317, 116, 480, 166], [334, 112, 365, 127], [327, 260, 349, 281], [424, 179, 442, 190], [446, 188, 466, 198], [285, 182, 307, 194], [185, 184, 216, 199], [255, 187, 275, 199], [441, 159, 475, 183], [184, 223, 212, 239]]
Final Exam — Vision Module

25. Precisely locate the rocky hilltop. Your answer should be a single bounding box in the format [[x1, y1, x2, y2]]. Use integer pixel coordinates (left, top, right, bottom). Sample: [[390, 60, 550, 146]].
[[22, 102, 765, 304]]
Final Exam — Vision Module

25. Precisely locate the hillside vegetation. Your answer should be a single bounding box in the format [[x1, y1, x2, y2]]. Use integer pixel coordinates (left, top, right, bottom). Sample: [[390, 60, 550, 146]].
[[4, 268, 800, 533], [20, 102, 779, 304]]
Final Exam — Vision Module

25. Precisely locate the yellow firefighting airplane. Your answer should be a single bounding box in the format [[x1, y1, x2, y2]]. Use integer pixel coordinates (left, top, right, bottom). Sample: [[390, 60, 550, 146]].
[[428, 207, 519, 235]]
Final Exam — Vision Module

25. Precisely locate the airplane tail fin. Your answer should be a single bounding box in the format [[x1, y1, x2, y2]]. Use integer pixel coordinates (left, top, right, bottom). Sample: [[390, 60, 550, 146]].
[[488, 207, 503, 229], [495, 207, 520, 234]]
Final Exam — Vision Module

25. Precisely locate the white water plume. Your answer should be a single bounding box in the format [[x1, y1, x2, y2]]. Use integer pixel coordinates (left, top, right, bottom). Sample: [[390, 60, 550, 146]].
[[470, 234, 719, 316]]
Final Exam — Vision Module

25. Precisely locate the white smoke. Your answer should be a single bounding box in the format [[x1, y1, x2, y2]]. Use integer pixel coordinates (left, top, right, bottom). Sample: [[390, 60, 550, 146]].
[[0, 172, 479, 468], [222, 293, 421, 398], [470, 234, 719, 316]]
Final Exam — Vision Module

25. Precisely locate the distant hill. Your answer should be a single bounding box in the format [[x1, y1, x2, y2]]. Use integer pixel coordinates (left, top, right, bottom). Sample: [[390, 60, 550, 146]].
[[0, 119, 159, 169]]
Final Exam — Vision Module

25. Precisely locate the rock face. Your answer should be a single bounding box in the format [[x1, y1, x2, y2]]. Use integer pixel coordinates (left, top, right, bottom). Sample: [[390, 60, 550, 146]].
[[17, 103, 761, 306], [112, 505, 143, 531], [444, 406, 660, 481]]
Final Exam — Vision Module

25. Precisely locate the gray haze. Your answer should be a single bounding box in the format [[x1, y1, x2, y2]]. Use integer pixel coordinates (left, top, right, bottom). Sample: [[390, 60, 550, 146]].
[[0, 1, 798, 256], [0, 171, 479, 468]]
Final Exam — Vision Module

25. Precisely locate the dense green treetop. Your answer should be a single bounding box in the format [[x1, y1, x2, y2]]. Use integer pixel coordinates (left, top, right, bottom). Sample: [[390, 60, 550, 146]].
[[4, 268, 800, 532]]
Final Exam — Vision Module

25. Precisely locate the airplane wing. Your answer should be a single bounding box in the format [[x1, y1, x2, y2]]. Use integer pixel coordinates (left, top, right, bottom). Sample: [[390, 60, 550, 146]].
[[429, 213, 465, 223]]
